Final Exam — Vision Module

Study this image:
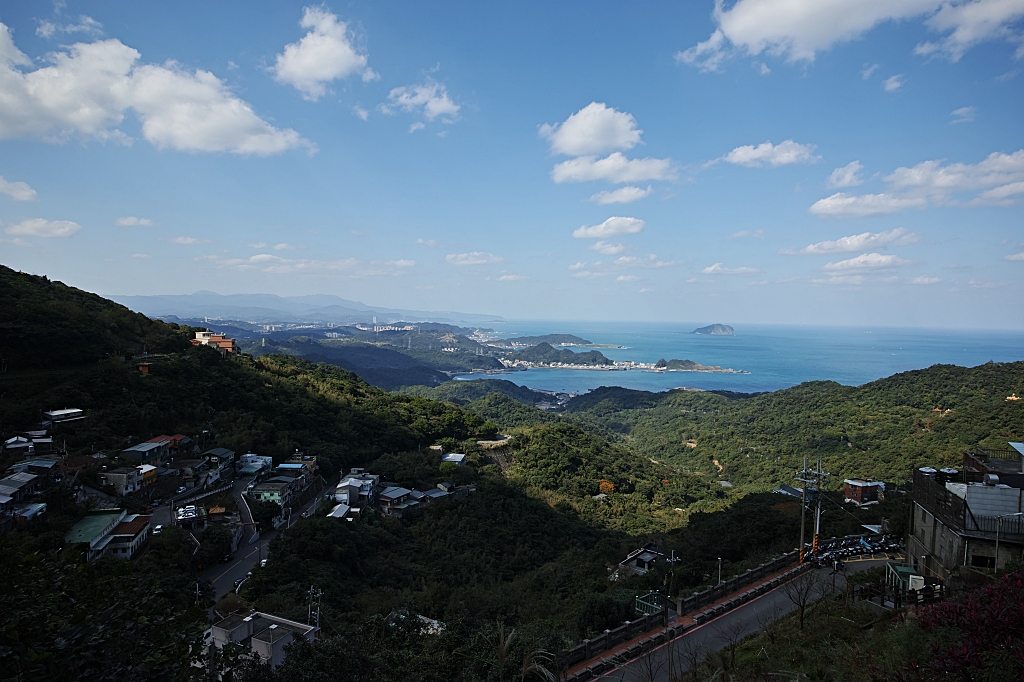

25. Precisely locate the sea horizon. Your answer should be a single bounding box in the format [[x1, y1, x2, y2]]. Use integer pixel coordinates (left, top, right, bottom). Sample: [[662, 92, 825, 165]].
[[457, 320, 1024, 395]]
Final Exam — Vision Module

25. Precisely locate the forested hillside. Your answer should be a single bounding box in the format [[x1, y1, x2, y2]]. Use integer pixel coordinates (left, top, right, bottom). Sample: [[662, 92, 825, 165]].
[[2, 265, 1021, 681], [550, 362, 1024, 489], [0, 265, 193, 371]]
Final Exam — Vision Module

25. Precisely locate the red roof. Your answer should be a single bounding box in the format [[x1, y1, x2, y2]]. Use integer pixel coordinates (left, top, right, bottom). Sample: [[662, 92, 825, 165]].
[[112, 516, 151, 538]]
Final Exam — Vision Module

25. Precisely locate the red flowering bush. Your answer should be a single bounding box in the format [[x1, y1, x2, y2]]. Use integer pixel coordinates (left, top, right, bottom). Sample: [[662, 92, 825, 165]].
[[896, 572, 1024, 680]]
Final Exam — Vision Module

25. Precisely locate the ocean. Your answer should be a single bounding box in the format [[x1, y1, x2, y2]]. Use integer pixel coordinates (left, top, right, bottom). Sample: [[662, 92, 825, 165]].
[[457, 321, 1024, 395]]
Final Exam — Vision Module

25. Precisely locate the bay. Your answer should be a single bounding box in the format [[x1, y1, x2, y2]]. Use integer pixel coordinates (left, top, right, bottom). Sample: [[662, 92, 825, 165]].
[[457, 321, 1024, 395]]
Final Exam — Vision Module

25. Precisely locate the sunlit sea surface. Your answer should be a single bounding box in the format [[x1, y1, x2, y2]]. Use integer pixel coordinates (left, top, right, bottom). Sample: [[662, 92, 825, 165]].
[[455, 321, 1024, 395]]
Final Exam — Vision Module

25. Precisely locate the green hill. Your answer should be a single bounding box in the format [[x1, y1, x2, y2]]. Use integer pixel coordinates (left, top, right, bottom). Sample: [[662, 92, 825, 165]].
[[0, 264, 193, 371], [399, 378, 551, 405], [560, 363, 1024, 487], [514, 342, 611, 365]]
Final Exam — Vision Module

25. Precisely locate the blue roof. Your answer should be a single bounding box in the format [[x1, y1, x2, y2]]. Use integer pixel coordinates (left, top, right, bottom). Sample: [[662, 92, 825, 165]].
[[277, 463, 305, 469]]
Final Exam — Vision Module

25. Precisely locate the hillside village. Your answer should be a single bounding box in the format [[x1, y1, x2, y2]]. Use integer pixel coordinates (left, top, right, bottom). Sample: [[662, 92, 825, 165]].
[[1, 268, 1023, 680]]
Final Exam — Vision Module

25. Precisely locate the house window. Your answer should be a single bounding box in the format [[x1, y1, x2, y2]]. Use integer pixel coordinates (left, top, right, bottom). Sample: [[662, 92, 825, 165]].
[[970, 555, 995, 569]]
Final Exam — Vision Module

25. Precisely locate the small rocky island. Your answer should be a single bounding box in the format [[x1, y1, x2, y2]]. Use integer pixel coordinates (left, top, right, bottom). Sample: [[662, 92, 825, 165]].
[[655, 358, 748, 373], [692, 323, 735, 336]]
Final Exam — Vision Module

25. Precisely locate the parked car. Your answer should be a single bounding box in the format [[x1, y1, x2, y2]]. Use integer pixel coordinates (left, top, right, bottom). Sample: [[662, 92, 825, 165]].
[[175, 486, 186, 495], [221, 553, 235, 563], [260, 559, 267, 568], [153, 524, 163, 534]]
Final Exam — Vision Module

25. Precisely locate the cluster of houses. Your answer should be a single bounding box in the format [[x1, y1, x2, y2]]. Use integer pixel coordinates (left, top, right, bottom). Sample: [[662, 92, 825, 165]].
[[245, 452, 320, 520], [0, 409, 89, 523], [326, 455, 474, 521]]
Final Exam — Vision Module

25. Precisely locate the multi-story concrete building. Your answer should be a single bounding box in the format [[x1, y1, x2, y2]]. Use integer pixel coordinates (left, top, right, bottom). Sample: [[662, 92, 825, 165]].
[[907, 445, 1024, 580], [210, 611, 318, 667]]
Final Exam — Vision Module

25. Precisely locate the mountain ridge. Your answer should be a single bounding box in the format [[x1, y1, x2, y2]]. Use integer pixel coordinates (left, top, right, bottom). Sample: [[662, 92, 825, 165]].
[[108, 291, 505, 325]]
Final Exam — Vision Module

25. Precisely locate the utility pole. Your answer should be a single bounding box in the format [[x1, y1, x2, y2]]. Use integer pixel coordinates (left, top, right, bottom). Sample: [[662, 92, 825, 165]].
[[812, 455, 831, 556], [307, 585, 322, 627], [795, 456, 831, 563], [796, 457, 812, 564]]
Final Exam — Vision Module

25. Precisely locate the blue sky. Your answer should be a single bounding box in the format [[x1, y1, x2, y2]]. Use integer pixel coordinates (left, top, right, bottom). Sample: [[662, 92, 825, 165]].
[[1, 0, 1022, 327]]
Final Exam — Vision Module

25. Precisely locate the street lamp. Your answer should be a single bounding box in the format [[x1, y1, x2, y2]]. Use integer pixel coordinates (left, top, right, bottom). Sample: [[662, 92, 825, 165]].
[[718, 557, 723, 586], [994, 512, 1024, 573]]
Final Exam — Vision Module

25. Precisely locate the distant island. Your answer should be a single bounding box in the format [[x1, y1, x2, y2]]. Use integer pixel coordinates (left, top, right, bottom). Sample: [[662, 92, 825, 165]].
[[655, 358, 748, 374], [506, 334, 592, 346], [692, 324, 735, 336]]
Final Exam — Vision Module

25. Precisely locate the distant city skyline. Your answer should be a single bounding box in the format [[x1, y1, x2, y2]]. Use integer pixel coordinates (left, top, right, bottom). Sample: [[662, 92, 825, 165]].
[[0, 1, 1022, 328]]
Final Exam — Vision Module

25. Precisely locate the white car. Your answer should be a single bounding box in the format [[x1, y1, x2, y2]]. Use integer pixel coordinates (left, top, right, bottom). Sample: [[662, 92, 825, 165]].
[[153, 524, 163, 534]]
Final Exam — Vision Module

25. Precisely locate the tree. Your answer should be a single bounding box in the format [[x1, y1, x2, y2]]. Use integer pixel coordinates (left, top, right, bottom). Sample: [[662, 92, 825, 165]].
[[249, 499, 282, 531], [780, 569, 824, 631], [711, 617, 750, 671]]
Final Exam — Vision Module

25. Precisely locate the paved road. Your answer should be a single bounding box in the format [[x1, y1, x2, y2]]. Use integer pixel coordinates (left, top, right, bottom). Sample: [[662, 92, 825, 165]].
[[595, 560, 889, 682], [202, 476, 330, 599]]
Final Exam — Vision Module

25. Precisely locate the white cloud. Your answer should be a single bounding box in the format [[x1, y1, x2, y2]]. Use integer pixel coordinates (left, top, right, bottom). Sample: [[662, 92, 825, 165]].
[[539, 102, 643, 156], [445, 251, 504, 266], [950, 106, 977, 123], [972, 181, 1024, 204], [493, 273, 527, 281], [911, 275, 940, 283], [37, 15, 103, 39], [573, 216, 645, 239], [571, 269, 606, 279], [616, 254, 680, 268], [352, 106, 369, 121], [889, 150, 1024, 194], [273, 243, 298, 251], [131, 62, 313, 154], [131, 253, 152, 259], [552, 153, 676, 184], [861, 63, 880, 78], [916, 0, 1024, 61], [250, 242, 267, 248], [1005, 251, 1024, 260], [408, 121, 425, 133], [4, 218, 81, 238], [0, 24, 310, 155], [811, 149, 1024, 215], [590, 241, 626, 255], [701, 262, 759, 274], [568, 261, 587, 270], [416, 238, 441, 247], [384, 80, 459, 122], [809, 192, 928, 217], [272, 7, 375, 101], [198, 253, 413, 276], [827, 161, 864, 188], [823, 252, 911, 271], [676, 0, 1024, 71], [727, 229, 764, 240], [883, 75, 904, 91], [116, 216, 152, 226], [617, 275, 640, 282], [0, 176, 37, 201], [784, 227, 920, 254], [170, 236, 208, 245], [719, 140, 819, 168], [589, 185, 653, 205]]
